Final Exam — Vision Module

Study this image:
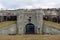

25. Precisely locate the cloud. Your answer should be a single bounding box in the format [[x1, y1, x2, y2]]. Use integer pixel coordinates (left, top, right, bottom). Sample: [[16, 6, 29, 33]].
[[0, 3, 6, 10], [32, 0, 59, 8], [21, 5, 33, 9], [0, 0, 60, 9], [34, 2, 56, 8]]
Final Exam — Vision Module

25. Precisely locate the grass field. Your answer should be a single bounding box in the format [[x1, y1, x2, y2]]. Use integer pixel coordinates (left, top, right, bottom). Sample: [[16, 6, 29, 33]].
[[0, 21, 16, 28], [44, 20, 60, 29], [0, 35, 60, 40]]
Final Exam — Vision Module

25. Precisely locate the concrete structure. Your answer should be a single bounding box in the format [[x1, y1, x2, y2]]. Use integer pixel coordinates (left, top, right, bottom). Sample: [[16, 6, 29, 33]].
[[0, 9, 60, 35], [17, 10, 43, 34], [0, 9, 43, 35]]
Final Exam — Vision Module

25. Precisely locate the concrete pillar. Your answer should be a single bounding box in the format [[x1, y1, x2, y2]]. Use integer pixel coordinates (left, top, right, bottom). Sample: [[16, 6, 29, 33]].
[[0, 16, 1, 22], [36, 12, 43, 34], [17, 13, 24, 34], [1, 16, 3, 22]]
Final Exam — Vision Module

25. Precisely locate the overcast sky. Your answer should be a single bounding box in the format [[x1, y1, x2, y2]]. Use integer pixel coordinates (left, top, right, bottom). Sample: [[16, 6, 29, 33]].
[[0, 0, 60, 10]]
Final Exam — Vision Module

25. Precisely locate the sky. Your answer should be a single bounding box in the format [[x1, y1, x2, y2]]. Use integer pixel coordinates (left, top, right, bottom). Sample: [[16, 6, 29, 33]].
[[0, 0, 60, 10]]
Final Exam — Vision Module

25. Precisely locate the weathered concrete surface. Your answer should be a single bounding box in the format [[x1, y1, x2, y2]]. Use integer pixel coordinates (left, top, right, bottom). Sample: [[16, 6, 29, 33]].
[[0, 24, 17, 35], [43, 24, 60, 35], [17, 11, 43, 34]]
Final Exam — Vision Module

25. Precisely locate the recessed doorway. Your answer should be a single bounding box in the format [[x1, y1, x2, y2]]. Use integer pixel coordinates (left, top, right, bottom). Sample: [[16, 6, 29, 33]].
[[25, 23, 35, 34]]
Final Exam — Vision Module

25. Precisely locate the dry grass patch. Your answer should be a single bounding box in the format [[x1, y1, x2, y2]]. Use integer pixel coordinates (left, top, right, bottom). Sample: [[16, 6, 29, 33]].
[[44, 20, 60, 29], [0, 35, 60, 40], [0, 21, 16, 28]]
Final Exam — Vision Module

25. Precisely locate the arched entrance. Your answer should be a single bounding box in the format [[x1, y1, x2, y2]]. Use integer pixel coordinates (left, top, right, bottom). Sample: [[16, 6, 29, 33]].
[[25, 23, 35, 34]]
